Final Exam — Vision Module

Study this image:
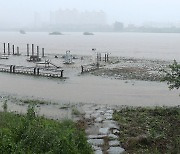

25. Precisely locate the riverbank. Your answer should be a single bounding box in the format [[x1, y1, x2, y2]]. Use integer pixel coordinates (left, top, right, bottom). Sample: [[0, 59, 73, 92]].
[[88, 56, 171, 81], [1, 96, 179, 153]]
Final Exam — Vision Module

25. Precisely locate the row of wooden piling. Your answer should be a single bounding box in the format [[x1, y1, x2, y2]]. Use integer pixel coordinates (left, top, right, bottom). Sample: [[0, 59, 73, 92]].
[[96, 52, 109, 62], [81, 52, 110, 73], [2, 43, 45, 57], [0, 64, 64, 78]]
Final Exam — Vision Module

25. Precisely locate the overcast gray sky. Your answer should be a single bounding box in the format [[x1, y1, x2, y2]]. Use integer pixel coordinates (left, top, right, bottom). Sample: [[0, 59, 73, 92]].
[[0, 0, 180, 27]]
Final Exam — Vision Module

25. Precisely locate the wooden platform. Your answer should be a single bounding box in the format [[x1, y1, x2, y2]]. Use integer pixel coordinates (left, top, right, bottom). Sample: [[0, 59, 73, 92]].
[[0, 64, 65, 79]]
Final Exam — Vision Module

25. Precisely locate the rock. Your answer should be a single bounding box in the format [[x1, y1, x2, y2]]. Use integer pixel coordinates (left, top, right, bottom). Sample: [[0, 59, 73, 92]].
[[104, 113, 112, 117], [109, 140, 120, 146], [113, 129, 120, 134], [105, 115, 113, 120], [92, 145, 101, 151], [85, 110, 94, 115], [108, 123, 119, 129], [103, 120, 114, 124], [88, 139, 104, 146], [95, 117, 103, 122], [107, 147, 125, 154], [108, 134, 118, 140], [91, 113, 100, 117], [95, 150, 103, 154], [88, 134, 107, 139], [99, 127, 109, 135], [106, 109, 114, 114], [96, 110, 105, 115], [85, 114, 91, 119]]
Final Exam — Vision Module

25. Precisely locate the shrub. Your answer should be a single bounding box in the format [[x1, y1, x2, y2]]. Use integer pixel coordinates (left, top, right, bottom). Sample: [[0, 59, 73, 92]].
[[162, 60, 180, 90], [2, 100, 8, 112], [0, 108, 93, 153]]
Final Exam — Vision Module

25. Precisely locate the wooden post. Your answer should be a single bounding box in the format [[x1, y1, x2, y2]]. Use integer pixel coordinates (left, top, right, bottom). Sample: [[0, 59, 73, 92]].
[[10, 65, 13, 73], [42, 48, 44, 57], [107, 53, 109, 62], [37, 46, 39, 58], [17, 47, 19, 55], [3, 43, 6, 54], [27, 44, 29, 56], [97, 53, 98, 62], [32, 44, 34, 56], [105, 53, 107, 62], [37, 68, 39, 75], [8, 43, 10, 55], [81, 65, 84, 73], [12, 45, 15, 55], [12, 65, 15, 73], [60, 70, 64, 78], [33, 68, 36, 75]]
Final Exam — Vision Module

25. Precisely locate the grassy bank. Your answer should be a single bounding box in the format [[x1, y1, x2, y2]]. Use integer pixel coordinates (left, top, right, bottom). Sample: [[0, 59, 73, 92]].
[[113, 106, 180, 153], [0, 106, 92, 154]]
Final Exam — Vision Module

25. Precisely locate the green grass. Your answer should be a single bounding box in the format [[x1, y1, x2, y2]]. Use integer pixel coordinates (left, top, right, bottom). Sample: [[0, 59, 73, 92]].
[[0, 107, 93, 154], [72, 108, 81, 116], [113, 106, 180, 154]]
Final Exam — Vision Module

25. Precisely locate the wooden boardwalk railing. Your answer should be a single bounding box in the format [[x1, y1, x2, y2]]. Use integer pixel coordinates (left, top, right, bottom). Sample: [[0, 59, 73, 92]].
[[0, 64, 64, 79]]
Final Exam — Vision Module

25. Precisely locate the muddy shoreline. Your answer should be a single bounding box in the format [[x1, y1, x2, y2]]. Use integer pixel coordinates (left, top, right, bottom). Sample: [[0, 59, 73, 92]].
[[86, 56, 173, 81]]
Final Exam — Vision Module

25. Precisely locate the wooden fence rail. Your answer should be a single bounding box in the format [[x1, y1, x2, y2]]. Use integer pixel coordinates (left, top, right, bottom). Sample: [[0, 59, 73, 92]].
[[0, 64, 64, 79]]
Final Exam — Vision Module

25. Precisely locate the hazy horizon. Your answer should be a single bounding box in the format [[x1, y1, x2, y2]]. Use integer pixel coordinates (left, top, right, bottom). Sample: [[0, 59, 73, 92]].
[[0, 0, 180, 29]]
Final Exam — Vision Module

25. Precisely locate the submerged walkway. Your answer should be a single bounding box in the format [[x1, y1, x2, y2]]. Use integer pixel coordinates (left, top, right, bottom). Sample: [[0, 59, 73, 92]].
[[0, 64, 64, 79], [83, 105, 125, 154]]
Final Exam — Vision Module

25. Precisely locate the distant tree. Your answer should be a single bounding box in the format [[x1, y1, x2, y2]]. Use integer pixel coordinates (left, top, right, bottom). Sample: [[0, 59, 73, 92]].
[[162, 60, 180, 90], [113, 21, 124, 32]]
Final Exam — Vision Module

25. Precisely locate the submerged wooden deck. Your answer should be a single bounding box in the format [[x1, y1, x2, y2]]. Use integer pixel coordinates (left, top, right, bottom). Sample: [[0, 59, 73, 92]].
[[0, 64, 64, 79]]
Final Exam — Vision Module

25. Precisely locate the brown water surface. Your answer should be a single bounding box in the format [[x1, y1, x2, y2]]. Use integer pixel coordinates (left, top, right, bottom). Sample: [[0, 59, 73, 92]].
[[0, 73, 179, 106]]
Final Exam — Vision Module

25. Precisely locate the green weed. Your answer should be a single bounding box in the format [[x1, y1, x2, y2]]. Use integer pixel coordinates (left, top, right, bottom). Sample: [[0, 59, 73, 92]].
[[0, 106, 93, 153], [113, 106, 180, 154]]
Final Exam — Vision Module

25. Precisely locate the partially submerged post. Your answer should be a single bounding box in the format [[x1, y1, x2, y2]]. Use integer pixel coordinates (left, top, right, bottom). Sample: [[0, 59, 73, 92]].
[[32, 44, 34, 56], [27, 44, 29, 56], [81, 65, 84, 73], [107, 53, 109, 62], [33, 68, 36, 75], [17, 47, 19, 55], [60, 70, 64, 78], [10, 65, 13, 73], [3, 43, 6, 54], [12, 45, 15, 55], [42, 48, 45, 57], [37, 46, 39, 58], [37, 68, 40, 75], [104, 53, 110, 62], [12, 65, 15, 73], [8, 43, 10, 55]]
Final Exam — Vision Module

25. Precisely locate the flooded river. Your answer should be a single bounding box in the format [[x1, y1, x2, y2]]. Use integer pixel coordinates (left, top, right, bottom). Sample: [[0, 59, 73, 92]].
[[0, 72, 179, 106]]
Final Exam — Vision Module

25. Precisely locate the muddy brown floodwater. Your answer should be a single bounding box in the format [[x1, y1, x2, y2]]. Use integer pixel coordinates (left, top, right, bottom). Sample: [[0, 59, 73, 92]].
[[0, 72, 179, 106]]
